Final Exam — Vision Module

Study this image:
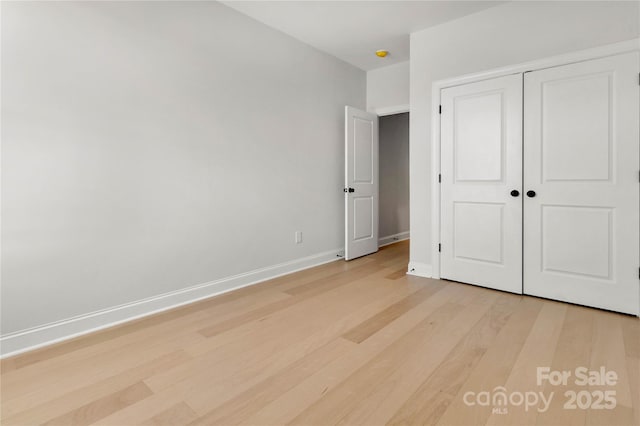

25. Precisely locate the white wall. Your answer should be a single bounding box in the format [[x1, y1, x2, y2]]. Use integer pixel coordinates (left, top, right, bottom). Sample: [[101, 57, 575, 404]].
[[366, 61, 409, 114], [1, 1, 365, 350], [409, 1, 640, 274]]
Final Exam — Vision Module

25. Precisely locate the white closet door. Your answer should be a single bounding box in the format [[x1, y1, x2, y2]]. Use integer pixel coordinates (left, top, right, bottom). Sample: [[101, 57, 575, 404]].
[[440, 74, 523, 294], [523, 52, 640, 315]]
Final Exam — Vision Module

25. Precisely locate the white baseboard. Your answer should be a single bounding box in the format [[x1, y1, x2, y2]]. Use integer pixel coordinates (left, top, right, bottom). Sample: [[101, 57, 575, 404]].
[[407, 261, 433, 278], [0, 248, 343, 358], [378, 231, 410, 248]]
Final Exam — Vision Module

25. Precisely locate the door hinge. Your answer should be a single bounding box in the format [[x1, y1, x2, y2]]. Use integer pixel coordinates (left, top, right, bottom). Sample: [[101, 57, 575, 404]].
[[638, 73, 640, 85], [438, 243, 441, 253], [439, 105, 442, 114], [438, 174, 441, 183]]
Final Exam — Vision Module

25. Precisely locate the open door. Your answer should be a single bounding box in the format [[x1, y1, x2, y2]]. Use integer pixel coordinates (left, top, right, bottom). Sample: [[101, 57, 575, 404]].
[[344, 106, 379, 260]]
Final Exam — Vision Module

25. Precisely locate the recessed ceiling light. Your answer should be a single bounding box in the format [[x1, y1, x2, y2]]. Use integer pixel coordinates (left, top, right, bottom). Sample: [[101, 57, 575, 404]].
[[375, 50, 388, 58]]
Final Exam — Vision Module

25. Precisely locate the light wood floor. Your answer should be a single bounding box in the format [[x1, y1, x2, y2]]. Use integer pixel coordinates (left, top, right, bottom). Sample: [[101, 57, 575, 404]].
[[1, 241, 639, 426]]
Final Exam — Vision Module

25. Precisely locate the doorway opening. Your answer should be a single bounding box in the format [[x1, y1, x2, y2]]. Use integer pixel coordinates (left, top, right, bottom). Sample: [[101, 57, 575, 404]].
[[344, 108, 410, 260], [378, 112, 410, 247]]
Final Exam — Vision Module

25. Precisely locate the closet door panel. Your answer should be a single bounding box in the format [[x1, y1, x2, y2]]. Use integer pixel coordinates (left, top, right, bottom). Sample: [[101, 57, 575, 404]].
[[440, 74, 523, 294], [523, 52, 640, 315]]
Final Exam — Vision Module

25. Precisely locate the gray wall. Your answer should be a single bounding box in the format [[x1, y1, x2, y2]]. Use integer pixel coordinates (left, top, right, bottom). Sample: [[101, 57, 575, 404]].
[[1, 1, 365, 335], [379, 113, 409, 239], [366, 62, 409, 114]]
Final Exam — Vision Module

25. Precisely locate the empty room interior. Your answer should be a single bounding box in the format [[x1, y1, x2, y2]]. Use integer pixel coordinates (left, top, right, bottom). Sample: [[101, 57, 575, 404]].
[[2, 1, 640, 425]]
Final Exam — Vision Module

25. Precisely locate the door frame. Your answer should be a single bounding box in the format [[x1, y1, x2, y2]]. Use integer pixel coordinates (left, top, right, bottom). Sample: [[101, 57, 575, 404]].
[[430, 38, 640, 279], [373, 104, 410, 117]]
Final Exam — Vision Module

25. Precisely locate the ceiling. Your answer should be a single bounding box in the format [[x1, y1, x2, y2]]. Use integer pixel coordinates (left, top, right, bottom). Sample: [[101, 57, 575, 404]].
[[222, 1, 504, 71]]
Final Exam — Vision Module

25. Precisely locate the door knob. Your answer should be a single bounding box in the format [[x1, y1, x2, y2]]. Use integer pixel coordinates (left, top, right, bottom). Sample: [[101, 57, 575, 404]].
[[526, 190, 536, 198], [343, 187, 355, 193], [510, 190, 520, 197]]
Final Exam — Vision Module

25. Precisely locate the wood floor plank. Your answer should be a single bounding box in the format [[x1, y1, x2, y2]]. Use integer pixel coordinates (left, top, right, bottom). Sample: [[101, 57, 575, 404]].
[[1, 310, 209, 388], [1, 241, 638, 426], [278, 285, 495, 425], [286, 301, 469, 425], [90, 390, 186, 426], [387, 292, 523, 426], [626, 355, 640, 426], [42, 382, 153, 426], [264, 255, 375, 293], [384, 267, 407, 280], [342, 282, 445, 344], [143, 268, 408, 399], [621, 314, 640, 359], [334, 294, 509, 426], [586, 312, 635, 425], [243, 284, 469, 426], [483, 300, 567, 426], [534, 305, 595, 426], [141, 402, 199, 426], [0, 310, 199, 375], [435, 296, 544, 426], [2, 328, 204, 413], [152, 279, 409, 419], [2, 350, 190, 425], [197, 261, 388, 338], [0, 279, 287, 375], [178, 270, 424, 414], [187, 338, 355, 425], [283, 259, 385, 297]]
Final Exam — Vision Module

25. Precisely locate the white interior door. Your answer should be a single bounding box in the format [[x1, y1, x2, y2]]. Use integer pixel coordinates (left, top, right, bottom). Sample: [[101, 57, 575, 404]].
[[523, 52, 640, 315], [440, 74, 523, 294], [345, 106, 378, 260]]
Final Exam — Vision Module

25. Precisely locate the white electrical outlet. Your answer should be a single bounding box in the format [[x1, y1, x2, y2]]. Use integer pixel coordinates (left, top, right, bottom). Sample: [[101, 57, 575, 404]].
[[295, 231, 303, 244]]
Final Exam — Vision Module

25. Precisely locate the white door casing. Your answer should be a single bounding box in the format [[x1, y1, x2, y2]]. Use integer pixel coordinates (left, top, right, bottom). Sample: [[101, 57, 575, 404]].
[[523, 52, 640, 315], [440, 74, 523, 294], [345, 106, 379, 260]]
